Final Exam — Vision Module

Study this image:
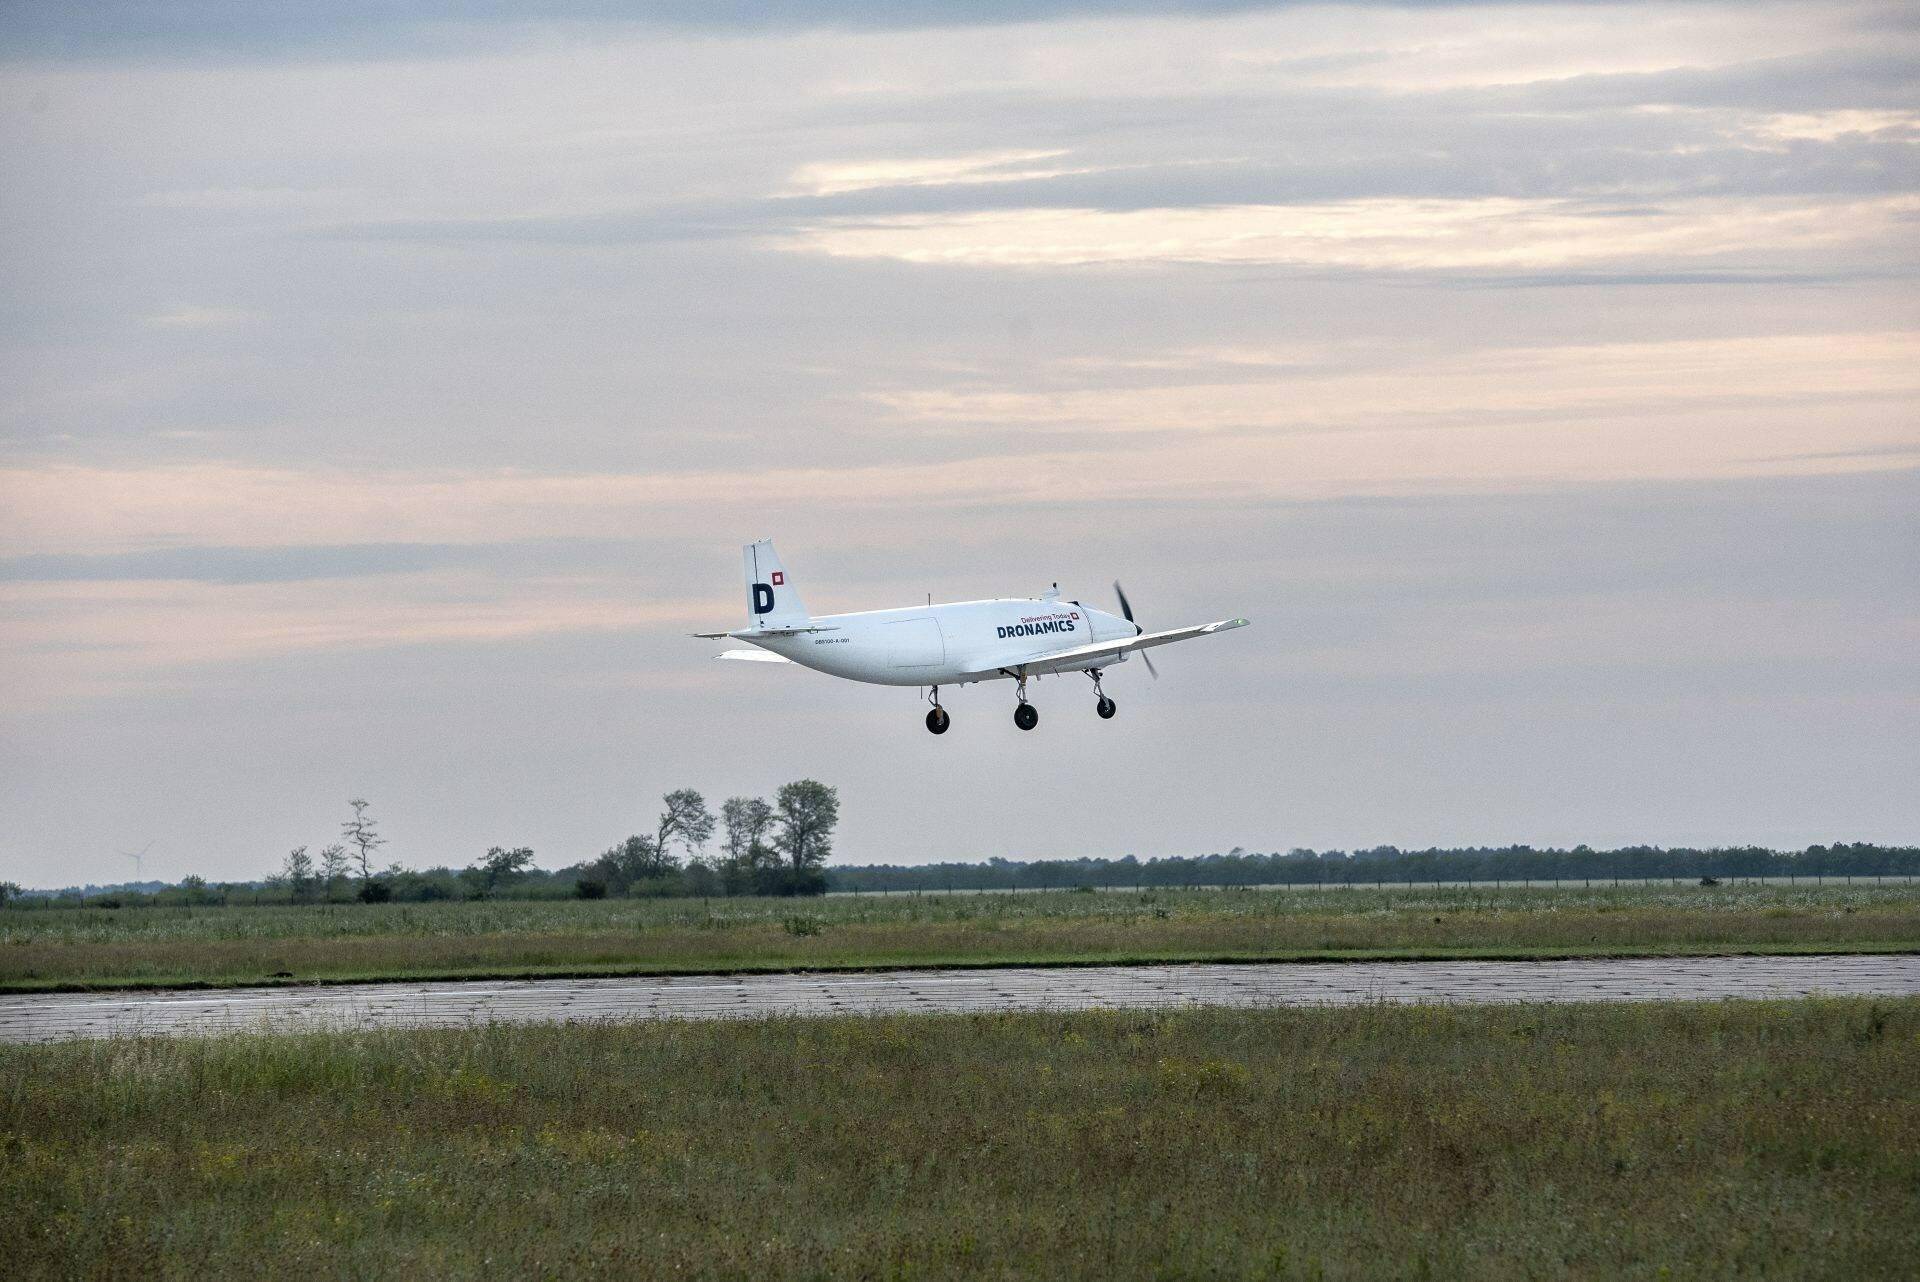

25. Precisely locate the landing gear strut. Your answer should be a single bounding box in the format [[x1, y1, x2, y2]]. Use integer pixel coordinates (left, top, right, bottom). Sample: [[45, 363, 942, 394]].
[[925, 686, 950, 735], [1013, 675, 1039, 731], [1090, 669, 1117, 720]]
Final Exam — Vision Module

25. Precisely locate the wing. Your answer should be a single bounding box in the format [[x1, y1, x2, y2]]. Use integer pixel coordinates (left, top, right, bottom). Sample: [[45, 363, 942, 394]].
[[1020, 617, 1249, 669], [715, 649, 792, 663]]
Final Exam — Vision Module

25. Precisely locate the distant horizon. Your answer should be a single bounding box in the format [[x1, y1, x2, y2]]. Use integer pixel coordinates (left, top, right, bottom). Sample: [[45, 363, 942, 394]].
[[16, 838, 1917, 898]]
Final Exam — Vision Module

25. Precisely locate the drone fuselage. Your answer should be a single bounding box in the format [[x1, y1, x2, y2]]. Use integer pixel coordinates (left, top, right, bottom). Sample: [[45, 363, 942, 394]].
[[740, 596, 1137, 688]]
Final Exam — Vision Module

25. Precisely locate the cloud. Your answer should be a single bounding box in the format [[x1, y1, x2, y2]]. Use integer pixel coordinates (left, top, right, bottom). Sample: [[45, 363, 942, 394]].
[[788, 149, 1082, 196], [142, 306, 256, 329], [776, 194, 1920, 269], [869, 331, 1920, 432], [0, 3, 1362, 64], [0, 572, 709, 710], [5, 325, 1914, 572], [136, 186, 346, 211], [0, 543, 495, 584], [1750, 109, 1920, 142]]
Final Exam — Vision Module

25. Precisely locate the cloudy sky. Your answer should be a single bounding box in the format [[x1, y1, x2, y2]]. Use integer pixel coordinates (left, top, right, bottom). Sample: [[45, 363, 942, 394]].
[[2, 1, 1916, 887]]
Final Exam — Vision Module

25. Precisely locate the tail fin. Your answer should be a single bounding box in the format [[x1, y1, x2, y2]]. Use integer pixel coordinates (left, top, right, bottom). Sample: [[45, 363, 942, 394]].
[[743, 539, 809, 629]]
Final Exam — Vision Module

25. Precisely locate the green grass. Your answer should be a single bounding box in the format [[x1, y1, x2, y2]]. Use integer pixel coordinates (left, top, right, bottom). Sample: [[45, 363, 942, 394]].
[[5, 998, 1917, 1278], [4, 884, 1918, 991]]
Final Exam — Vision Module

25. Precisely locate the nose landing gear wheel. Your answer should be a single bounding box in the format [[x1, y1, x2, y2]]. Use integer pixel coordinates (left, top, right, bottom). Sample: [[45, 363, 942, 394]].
[[1014, 702, 1039, 731], [925, 707, 950, 735]]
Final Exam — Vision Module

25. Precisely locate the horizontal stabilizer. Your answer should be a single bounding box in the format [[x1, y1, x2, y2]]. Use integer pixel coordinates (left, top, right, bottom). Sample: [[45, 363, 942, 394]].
[[693, 624, 839, 639], [716, 649, 792, 663]]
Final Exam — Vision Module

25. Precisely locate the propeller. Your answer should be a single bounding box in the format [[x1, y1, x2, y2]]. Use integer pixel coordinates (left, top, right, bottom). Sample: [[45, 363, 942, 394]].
[[1112, 581, 1158, 679]]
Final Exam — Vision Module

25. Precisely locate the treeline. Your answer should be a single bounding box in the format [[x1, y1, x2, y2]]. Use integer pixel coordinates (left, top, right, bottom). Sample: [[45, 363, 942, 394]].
[[574, 783, 838, 900], [13, 836, 1916, 911], [826, 843, 1920, 893], [5, 783, 840, 908]]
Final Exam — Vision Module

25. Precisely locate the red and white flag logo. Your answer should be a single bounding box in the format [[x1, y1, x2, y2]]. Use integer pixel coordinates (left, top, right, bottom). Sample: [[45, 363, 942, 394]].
[[771, 571, 785, 585]]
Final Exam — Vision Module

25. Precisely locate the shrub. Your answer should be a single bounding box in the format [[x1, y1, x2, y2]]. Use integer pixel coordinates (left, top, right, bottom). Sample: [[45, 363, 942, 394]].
[[574, 878, 608, 900]]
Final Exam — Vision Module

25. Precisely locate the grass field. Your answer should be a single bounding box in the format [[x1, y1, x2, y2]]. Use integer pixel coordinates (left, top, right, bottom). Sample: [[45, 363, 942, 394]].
[[4, 997, 1916, 1278], [4, 883, 1918, 991]]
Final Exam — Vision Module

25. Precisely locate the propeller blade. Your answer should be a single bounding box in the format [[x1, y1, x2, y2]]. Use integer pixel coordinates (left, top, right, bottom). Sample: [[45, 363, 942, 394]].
[[1113, 581, 1158, 678]]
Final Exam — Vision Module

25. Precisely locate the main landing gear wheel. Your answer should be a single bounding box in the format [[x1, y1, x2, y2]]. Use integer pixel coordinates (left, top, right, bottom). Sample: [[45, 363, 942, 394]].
[[1088, 669, 1116, 720], [1014, 702, 1039, 731], [925, 707, 950, 735]]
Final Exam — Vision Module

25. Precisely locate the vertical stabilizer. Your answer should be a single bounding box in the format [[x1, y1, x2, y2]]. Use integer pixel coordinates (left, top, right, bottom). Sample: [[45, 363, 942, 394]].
[[743, 539, 809, 629]]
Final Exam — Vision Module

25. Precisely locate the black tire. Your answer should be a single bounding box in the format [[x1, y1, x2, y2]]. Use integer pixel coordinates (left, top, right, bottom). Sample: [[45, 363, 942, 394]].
[[1096, 696, 1117, 719], [1014, 702, 1039, 731], [925, 707, 950, 735]]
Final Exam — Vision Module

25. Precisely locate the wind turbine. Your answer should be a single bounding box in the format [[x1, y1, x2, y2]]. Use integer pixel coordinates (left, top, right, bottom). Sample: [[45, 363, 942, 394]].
[[119, 840, 154, 884]]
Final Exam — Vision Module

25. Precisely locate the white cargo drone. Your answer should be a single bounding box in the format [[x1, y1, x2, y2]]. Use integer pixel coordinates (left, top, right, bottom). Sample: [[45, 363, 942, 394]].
[[696, 540, 1249, 734]]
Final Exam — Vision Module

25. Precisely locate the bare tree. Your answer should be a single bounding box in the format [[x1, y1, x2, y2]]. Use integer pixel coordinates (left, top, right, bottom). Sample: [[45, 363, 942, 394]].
[[342, 799, 387, 883]]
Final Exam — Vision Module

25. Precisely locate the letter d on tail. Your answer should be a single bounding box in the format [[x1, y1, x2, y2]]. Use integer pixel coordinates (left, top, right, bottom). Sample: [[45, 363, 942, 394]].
[[742, 538, 810, 629]]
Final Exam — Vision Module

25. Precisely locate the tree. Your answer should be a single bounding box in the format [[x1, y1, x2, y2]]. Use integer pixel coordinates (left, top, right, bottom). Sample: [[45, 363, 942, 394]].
[[0, 881, 22, 908], [683, 858, 721, 898], [720, 796, 776, 893], [591, 834, 673, 895], [655, 789, 715, 863], [180, 874, 208, 905], [722, 796, 774, 859], [342, 798, 387, 883], [775, 780, 839, 873], [318, 845, 350, 901], [281, 847, 316, 903], [470, 846, 535, 898], [585, 790, 714, 897]]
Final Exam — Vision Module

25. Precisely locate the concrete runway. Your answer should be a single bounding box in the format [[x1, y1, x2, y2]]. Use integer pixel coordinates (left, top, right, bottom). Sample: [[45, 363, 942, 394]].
[[3, 953, 1915, 1044]]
